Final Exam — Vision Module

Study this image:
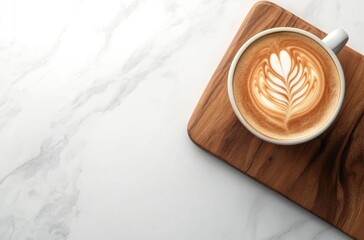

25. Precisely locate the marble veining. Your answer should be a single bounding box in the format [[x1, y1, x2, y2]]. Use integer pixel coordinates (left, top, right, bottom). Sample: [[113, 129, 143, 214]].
[[0, 0, 362, 239]]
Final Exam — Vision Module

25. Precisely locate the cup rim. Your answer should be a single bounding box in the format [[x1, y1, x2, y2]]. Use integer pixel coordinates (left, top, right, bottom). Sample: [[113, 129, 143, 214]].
[[227, 27, 345, 145]]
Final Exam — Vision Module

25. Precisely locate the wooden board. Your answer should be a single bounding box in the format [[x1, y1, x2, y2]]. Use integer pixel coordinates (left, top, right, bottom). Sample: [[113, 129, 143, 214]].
[[187, 1, 364, 239]]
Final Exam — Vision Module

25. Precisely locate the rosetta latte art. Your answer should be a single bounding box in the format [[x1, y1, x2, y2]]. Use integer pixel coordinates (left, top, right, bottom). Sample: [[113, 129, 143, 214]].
[[251, 47, 324, 127]]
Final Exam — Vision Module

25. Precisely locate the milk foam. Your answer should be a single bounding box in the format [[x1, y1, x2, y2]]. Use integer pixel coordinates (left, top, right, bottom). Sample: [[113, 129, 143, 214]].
[[251, 47, 324, 127], [233, 32, 341, 140]]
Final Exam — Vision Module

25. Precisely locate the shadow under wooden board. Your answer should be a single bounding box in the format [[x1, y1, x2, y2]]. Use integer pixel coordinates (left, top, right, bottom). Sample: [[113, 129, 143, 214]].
[[187, 1, 364, 239]]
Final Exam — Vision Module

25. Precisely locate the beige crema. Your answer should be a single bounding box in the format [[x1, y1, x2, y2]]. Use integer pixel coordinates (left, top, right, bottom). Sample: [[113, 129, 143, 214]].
[[233, 32, 341, 141]]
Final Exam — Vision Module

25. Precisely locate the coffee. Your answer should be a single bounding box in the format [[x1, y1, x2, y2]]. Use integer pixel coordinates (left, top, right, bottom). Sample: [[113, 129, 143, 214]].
[[232, 31, 341, 141]]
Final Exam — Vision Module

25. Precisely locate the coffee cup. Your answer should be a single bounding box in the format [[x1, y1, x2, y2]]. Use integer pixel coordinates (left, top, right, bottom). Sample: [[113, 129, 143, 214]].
[[228, 27, 348, 145]]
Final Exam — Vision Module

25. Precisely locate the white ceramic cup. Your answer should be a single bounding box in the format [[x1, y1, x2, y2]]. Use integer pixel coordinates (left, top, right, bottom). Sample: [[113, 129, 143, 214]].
[[227, 27, 349, 145]]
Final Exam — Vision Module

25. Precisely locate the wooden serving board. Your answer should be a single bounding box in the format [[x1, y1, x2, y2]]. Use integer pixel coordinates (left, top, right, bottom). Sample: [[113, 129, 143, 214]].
[[187, 1, 364, 239]]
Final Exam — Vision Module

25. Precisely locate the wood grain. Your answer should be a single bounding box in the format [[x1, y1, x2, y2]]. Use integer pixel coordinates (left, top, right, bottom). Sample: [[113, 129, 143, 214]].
[[187, 1, 364, 239]]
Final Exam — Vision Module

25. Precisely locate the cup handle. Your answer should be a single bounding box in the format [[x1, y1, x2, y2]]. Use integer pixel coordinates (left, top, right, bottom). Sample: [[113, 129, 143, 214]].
[[322, 29, 349, 54]]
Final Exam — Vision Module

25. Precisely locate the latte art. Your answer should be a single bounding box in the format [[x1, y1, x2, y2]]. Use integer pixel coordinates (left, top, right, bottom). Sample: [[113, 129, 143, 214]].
[[251, 47, 324, 127], [232, 32, 341, 141]]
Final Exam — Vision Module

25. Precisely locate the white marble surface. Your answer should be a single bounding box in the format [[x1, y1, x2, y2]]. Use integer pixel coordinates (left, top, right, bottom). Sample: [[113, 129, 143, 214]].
[[0, 0, 363, 239]]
